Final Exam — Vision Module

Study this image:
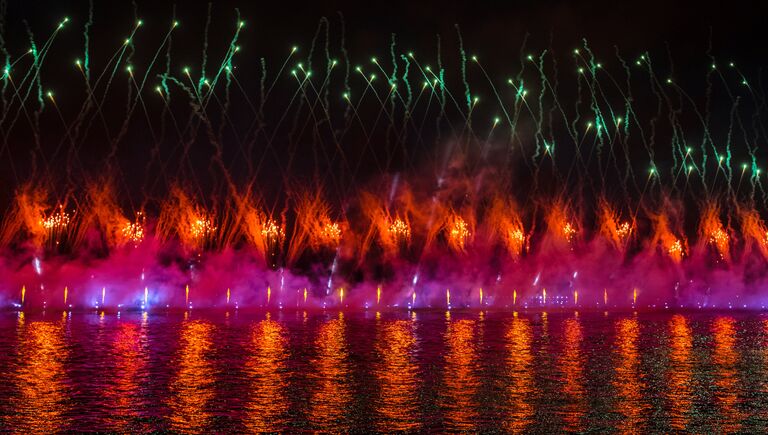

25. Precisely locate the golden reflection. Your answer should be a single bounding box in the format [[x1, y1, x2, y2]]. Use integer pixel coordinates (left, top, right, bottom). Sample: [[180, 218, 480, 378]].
[[613, 317, 649, 431], [667, 314, 693, 430], [442, 319, 480, 431], [309, 314, 352, 431], [167, 320, 215, 433], [505, 315, 534, 433], [11, 320, 70, 432], [106, 320, 148, 431], [559, 316, 586, 431], [374, 320, 420, 431], [712, 316, 743, 432], [244, 318, 289, 432]]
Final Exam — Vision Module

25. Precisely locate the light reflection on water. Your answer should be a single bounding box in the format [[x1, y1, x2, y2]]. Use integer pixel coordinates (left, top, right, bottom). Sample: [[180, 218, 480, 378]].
[[105, 317, 148, 431], [613, 316, 650, 432], [244, 315, 289, 432], [0, 310, 767, 432], [308, 312, 352, 432], [712, 316, 743, 433], [559, 315, 586, 432], [667, 313, 693, 430], [504, 313, 534, 433], [373, 318, 420, 431], [167, 319, 216, 433], [441, 316, 480, 431], [10, 316, 70, 432]]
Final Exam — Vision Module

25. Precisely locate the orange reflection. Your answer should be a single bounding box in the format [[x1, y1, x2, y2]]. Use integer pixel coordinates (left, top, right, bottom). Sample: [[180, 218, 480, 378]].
[[309, 314, 352, 431], [167, 320, 215, 432], [712, 316, 743, 432], [374, 320, 420, 431], [106, 320, 148, 431], [505, 315, 534, 433], [244, 318, 289, 431], [667, 314, 693, 430], [11, 320, 70, 432], [442, 319, 480, 431], [559, 317, 586, 431], [613, 317, 649, 431]]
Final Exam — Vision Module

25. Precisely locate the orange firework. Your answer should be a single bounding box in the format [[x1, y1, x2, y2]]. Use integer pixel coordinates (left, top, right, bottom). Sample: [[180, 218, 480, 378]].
[[288, 190, 344, 264], [487, 197, 526, 259], [120, 212, 146, 247], [387, 216, 411, 246], [158, 187, 223, 252], [359, 191, 413, 259], [242, 202, 285, 268], [650, 212, 686, 263], [698, 203, 729, 261], [0, 185, 47, 248], [0, 185, 84, 251], [39, 203, 85, 252], [598, 199, 633, 252], [546, 201, 578, 246], [738, 206, 768, 259], [85, 181, 143, 249], [445, 211, 472, 252]]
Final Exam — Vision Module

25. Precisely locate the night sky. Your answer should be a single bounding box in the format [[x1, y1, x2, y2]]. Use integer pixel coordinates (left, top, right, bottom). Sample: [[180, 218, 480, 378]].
[[0, 0, 765, 210]]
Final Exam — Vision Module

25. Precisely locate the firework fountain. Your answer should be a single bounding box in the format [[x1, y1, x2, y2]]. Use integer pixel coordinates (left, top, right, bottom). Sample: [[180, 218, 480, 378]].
[[0, 12, 766, 311]]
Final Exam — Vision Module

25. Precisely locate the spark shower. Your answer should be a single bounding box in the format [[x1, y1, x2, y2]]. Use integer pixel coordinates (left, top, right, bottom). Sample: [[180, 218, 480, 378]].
[[0, 11, 766, 311]]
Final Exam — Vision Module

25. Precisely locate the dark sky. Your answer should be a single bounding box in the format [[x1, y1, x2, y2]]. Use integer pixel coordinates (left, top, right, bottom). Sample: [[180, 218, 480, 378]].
[[6, 0, 764, 61], [0, 0, 765, 207]]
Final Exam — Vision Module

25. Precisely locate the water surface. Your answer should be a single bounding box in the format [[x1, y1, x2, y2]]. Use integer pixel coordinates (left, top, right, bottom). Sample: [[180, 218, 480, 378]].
[[1, 309, 768, 432]]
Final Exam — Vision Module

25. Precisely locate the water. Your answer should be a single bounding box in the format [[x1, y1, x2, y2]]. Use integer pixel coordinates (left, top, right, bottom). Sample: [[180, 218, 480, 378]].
[[1, 309, 768, 432]]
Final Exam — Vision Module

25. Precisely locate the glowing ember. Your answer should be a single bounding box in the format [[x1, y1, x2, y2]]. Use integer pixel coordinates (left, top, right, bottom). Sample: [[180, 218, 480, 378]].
[[616, 222, 631, 240], [191, 216, 217, 239], [261, 219, 285, 241], [40, 205, 70, 230], [668, 239, 684, 261], [388, 218, 410, 242], [447, 215, 471, 251], [562, 223, 576, 242], [120, 212, 146, 247], [318, 221, 342, 246]]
